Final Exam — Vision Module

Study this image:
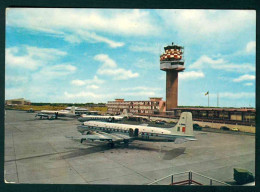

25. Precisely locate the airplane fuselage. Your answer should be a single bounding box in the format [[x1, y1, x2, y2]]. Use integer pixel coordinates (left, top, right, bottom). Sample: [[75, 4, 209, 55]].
[[40, 110, 76, 117], [78, 121, 193, 142], [78, 115, 124, 122]]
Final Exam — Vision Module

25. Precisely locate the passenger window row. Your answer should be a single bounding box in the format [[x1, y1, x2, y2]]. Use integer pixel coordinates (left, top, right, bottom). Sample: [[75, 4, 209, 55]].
[[88, 125, 129, 133]]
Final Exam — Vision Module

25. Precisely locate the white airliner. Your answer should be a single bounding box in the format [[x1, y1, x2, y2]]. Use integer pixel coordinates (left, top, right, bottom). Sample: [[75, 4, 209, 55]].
[[77, 112, 196, 147], [35, 106, 76, 119], [78, 109, 128, 122]]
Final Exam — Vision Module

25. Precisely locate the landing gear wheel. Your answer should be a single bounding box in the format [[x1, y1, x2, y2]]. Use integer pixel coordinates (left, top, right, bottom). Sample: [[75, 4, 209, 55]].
[[80, 138, 85, 143], [123, 140, 129, 147], [108, 143, 115, 148]]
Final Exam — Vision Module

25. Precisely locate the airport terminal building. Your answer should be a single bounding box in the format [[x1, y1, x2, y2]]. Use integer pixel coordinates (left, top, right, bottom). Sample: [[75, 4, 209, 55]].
[[107, 98, 255, 127], [107, 97, 166, 115], [5, 98, 31, 105]]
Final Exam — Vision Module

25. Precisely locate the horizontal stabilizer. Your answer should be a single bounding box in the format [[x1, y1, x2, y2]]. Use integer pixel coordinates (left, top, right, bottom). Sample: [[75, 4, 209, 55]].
[[184, 137, 197, 141], [174, 138, 188, 144]]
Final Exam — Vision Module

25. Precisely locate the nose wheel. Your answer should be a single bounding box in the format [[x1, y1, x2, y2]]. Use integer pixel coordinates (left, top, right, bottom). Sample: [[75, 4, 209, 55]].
[[107, 142, 115, 148], [80, 138, 86, 143], [123, 139, 129, 147]]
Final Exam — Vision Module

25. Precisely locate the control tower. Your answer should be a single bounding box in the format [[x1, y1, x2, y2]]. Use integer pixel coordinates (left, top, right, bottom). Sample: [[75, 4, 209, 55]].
[[160, 42, 185, 111]]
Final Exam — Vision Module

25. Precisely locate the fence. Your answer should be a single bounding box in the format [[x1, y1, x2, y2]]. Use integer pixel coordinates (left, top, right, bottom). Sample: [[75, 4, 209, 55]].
[[148, 171, 230, 186]]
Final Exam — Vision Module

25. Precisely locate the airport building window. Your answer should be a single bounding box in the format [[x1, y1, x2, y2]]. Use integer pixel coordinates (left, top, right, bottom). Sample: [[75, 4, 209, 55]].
[[177, 127, 180, 131]]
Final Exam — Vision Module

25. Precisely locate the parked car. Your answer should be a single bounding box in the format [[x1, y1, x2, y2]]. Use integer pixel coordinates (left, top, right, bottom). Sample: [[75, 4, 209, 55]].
[[26, 108, 35, 113], [220, 126, 230, 131], [193, 124, 202, 131]]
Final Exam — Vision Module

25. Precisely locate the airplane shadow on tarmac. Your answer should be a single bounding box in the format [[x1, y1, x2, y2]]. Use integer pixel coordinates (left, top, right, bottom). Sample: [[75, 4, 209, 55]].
[[57, 141, 186, 161], [162, 147, 186, 160]]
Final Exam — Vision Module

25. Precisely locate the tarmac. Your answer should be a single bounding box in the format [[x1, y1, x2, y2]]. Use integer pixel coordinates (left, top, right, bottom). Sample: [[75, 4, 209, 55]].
[[4, 110, 255, 185]]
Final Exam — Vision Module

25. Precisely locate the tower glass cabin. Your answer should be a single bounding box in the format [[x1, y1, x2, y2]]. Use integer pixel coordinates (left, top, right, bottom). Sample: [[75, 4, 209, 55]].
[[160, 43, 185, 111]]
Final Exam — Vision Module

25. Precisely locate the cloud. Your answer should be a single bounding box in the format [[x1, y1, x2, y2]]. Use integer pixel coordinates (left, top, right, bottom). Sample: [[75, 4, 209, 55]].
[[129, 44, 162, 55], [189, 55, 255, 73], [74, 31, 125, 48], [222, 41, 256, 57], [64, 91, 103, 99], [233, 74, 255, 82], [119, 87, 163, 98], [244, 83, 253, 86], [71, 75, 104, 86], [121, 86, 162, 91], [179, 71, 205, 80], [97, 68, 139, 80], [71, 79, 85, 86], [86, 85, 99, 89], [7, 9, 158, 47], [6, 46, 67, 70], [245, 41, 256, 54], [5, 87, 26, 99], [63, 88, 159, 103], [32, 64, 76, 81], [158, 10, 255, 42], [123, 91, 157, 97], [6, 75, 28, 84], [94, 54, 117, 68], [95, 54, 139, 80]]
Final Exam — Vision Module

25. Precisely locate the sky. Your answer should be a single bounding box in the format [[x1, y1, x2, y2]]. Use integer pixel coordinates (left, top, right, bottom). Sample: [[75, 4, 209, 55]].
[[5, 9, 256, 107]]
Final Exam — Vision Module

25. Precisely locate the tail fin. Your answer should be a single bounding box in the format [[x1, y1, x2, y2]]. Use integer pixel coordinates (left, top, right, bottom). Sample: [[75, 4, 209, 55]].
[[71, 106, 76, 114], [170, 112, 193, 136], [120, 109, 128, 117]]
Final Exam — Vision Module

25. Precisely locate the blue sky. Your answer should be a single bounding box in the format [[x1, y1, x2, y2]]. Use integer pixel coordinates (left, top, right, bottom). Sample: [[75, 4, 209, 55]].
[[5, 9, 256, 107]]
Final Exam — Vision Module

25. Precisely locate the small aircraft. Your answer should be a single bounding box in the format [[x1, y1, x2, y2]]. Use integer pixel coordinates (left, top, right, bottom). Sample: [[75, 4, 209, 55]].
[[78, 109, 128, 122], [77, 112, 196, 147], [35, 106, 76, 119]]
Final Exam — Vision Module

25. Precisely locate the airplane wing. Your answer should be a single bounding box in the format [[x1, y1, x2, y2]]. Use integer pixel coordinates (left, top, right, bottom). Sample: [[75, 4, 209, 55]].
[[81, 131, 132, 143], [174, 137, 197, 144], [35, 113, 55, 119], [183, 137, 197, 141]]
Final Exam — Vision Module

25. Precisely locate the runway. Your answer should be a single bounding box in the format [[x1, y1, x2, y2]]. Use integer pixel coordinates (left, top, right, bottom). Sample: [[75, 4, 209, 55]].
[[4, 110, 255, 184]]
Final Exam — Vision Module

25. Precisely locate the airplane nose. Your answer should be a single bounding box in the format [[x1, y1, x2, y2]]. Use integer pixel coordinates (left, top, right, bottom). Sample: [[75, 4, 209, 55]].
[[78, 117, 84, 122], [77, 125, 84, 133]]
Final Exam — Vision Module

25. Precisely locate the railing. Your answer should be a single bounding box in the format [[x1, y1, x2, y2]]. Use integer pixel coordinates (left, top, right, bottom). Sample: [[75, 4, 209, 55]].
[[148, 170, 231, 186]]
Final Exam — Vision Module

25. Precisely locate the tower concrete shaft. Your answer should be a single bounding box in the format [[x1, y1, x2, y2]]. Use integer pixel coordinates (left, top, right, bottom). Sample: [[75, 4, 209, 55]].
[[166, 71, 178, 110]]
